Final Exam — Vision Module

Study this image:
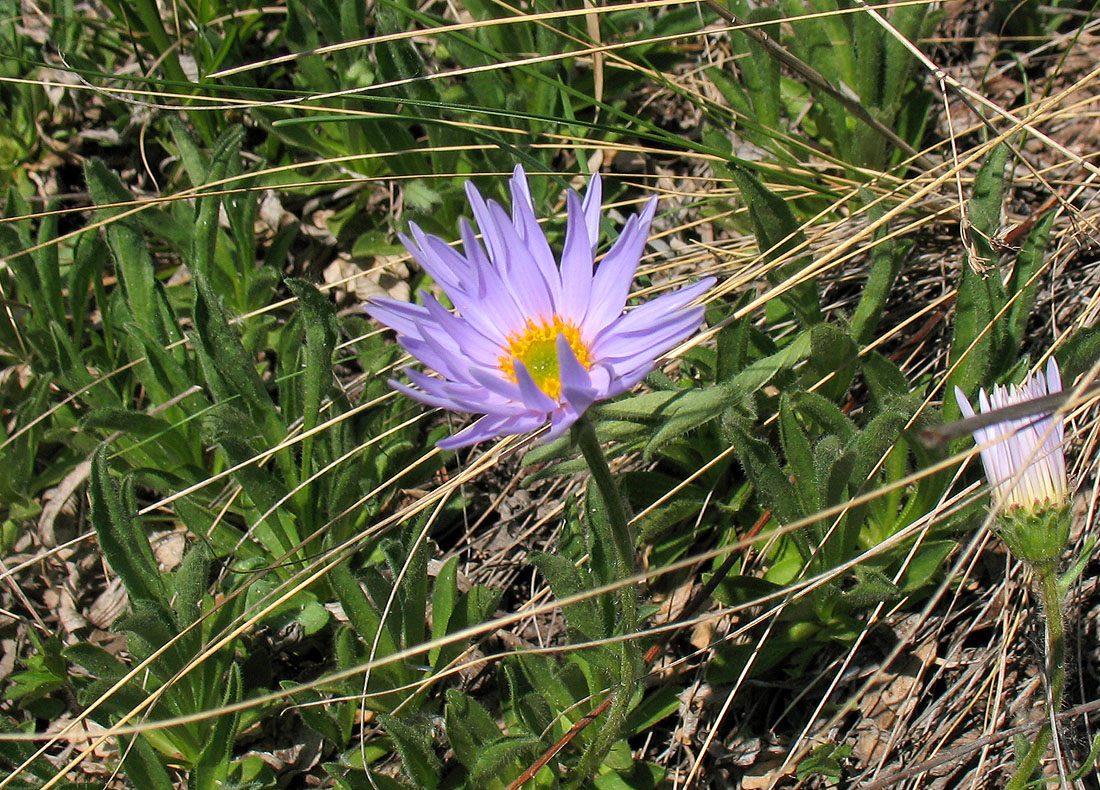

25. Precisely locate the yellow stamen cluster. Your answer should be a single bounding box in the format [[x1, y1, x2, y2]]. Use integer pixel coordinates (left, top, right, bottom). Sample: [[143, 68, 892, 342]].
[[499, 316, 592, 401]]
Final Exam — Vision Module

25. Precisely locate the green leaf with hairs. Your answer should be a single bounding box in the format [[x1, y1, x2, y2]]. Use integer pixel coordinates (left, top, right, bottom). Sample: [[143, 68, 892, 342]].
[[788, 389, 856, 441], [850, 213, 910, 345], [1058, 325, 1100, 386], [642, 328, 812, 455], [285, 278, 337, 440], [429, 556, 459, 666], [779, 393, 819, 518], [432, 584, 502, 673], [123, 320, 198, 408], [445, 688, 504, 770], [728, 164, 822, 327], [329, 561, 398, 660], [82, 408, 173, 439], [966, 143, 1011, 271], [897, 540, 956, 594], [63, 642, 127, 679], [470, 736, 542, 789], [725, 423, 800, 527], [291, 683, 348, 746], [173, 543, 210, 628], [33, 199, 63, 326], [191, 273, 285, 454], [803, 323, 858, 402], [188, 126, 245, 282], [861, 351, 910, 409], [85, 159, 164, 343], [192, 662, 242, 790], [1006, 212, 1054, 350], [121, 735, 176, 790], [379, 714, 441, 790], [947, 144, 1011, 415], [530, 551, 607, 643], [89, 447, 166, 605]]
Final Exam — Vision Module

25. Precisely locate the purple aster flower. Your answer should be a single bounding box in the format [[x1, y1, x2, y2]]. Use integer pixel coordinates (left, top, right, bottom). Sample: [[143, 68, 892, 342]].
[[367, 165, 715, 449], [954, 358, 1068, 512]]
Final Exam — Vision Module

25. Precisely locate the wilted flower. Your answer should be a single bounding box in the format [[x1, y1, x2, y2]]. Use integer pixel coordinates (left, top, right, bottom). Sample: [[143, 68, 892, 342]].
[[954, 358, 1068, 513], [368, 166, 715, 449]]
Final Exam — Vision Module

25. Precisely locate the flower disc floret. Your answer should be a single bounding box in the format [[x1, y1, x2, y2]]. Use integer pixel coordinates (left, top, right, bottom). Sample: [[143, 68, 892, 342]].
[[500, 317, 592, 401], [366, 165, 715, 448]]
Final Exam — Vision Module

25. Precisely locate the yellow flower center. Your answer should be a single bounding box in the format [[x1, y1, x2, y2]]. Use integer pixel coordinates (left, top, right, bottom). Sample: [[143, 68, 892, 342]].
[[499, 316, 592, 401]]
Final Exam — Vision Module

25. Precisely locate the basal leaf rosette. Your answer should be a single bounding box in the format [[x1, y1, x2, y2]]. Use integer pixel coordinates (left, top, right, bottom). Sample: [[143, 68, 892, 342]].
[[368, 166, 716, 449], [954, 359, 1071, 567]]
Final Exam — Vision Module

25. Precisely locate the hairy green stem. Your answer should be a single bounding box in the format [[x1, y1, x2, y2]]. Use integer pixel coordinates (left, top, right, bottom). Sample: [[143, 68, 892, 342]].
[[569, 414, 641, 785], [1006, 727, 1051, 790], [1040, 565, 1066, 715], [573, 414, 638, 632], [568, 649, 638, 788], [1006, 563, 1066, 790]]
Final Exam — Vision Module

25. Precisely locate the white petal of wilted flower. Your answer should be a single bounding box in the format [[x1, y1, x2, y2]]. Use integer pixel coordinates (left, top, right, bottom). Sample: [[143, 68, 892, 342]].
[[954, 358, 1068, 511], [368, 166, 716, 449]]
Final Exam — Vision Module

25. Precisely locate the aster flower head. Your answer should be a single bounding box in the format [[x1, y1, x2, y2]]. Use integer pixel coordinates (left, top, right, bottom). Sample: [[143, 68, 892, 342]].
[[954, 359, 1072, 568], [953, 358, 1068, 513], [367, 166, 715, 449]]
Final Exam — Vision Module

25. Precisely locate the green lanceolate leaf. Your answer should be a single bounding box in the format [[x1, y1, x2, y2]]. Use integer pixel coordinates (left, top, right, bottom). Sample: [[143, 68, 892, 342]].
[[635, 329, 814, 456], [716, 312, 752, 384], [201, 409, 299, 557], [285, 277, 338, 441], [529, 551, 608, 643], [173, 542, 210, 628], [728, 164, 822, 327], [291, 683, 352, 746], [725, 423, 800, 526], [33, 198, 64, 327], [946, 146, 1015, 415], [848, 407, 909, 485], [47, 320, 91, 389], [62, 642, 127, 679], [896, 540, 956, 594], [191, 662, 242, 790], [1058, 324, 1100, 385], [850, 212, 910, 346], [787, 389, 856, 442], [188, 126, 245, 282], [166, 115, 208, 187], [722, 7, 782, 135], [583, 481, 624, 592], [946, 263, 996, 421], [861, 351, 910, 408], [89, 446, 167, 604], [1005, 211, 1054, 350], [84, 159, 166, 344], [431, 581, 503, 674], [191, 271, 285, 451], [814, 435, 855, 509], [82, 408, 173, 439], [469, 736, 542, 788], [378, 713, 442, 790], [444, 688, 504, 770], [115, 599, 177, 660], [121, 734, 176, 790], [779, 392, 818, 518], [393, 531, 429, 651], [329, 561, 399, 660], [429, 556, 459, 666], [966, 143, 1011, 271], [803, 323, 858, 402]]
